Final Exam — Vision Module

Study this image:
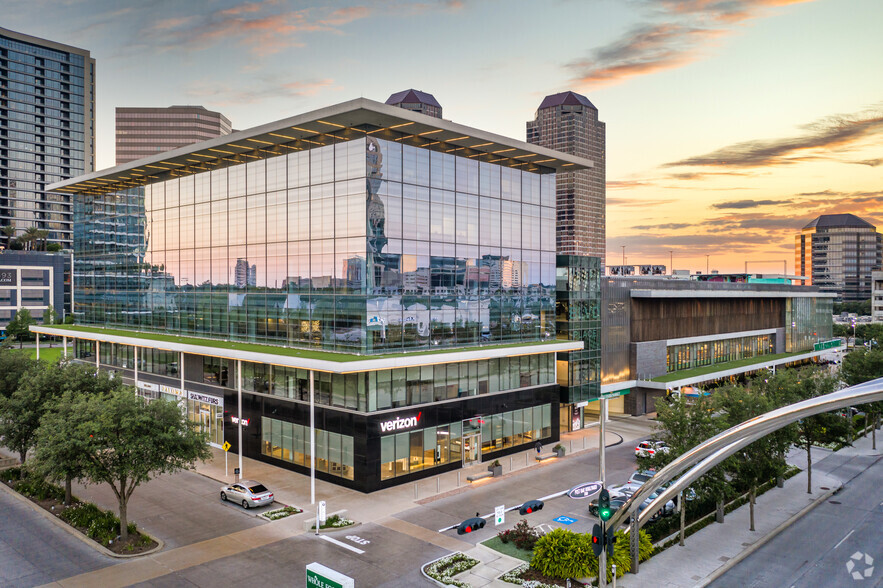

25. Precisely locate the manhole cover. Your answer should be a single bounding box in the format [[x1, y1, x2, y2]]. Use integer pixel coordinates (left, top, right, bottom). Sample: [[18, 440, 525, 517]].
[[829, 500, 841, 504]]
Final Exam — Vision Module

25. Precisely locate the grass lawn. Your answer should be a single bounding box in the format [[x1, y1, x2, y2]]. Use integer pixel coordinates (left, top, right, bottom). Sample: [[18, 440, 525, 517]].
[[651, 350, 813, 383], [34, 324, 570, 363], [27, 346, 65, 363], [481, 536, 534, 562]]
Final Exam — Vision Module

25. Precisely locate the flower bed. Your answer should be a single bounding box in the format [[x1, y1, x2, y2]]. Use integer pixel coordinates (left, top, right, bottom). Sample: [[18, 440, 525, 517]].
[[262, 505, 303, 521], [2, 467, 157, 555], [423, 552, 479, 588], [500, 564, 567, 588], [311, 513, 354, 529]]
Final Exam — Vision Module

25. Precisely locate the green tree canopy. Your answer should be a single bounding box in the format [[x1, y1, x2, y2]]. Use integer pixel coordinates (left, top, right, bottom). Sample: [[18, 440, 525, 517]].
[[0, 348, 39, 398], [5, 308, 35, 348], [35, 386, 211, 540]]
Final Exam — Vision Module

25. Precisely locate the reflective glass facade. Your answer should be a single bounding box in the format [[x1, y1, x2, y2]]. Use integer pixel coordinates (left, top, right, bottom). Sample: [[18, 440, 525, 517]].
[[555, 255, 601, 403], [666, 334, 776, 372], [74, 136, 557, 354], [0, 28, 94, 247]]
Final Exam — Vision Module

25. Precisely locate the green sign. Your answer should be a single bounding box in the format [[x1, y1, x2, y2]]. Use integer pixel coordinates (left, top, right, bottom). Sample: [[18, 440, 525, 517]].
[[306, 563, 353, 588], [814, 339, 843, 351], [601, 389, 629, 400]]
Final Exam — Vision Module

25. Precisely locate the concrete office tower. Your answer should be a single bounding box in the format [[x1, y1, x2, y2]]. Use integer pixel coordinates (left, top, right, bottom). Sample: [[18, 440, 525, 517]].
[[115, 105, 232, 165], [527, 91, 606, 266], [796, 213, 882, 301], [385, 89, 442, 119], [0, 27, 95, 248]]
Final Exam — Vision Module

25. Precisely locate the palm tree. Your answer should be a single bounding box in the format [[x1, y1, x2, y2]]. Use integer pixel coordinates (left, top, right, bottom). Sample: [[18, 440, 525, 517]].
[[0, 224, 15, 248], [23, 226, 40, 251], [34, 229, 49, 251]]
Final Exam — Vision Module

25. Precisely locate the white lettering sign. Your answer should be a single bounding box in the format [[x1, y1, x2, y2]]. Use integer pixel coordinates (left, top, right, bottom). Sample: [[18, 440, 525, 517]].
[[159, 384, 184, 397], [231, 416, 250, 426], [187, 391, 223, 407], [379, 411, 422, 433], [137, 382, 159, 392]]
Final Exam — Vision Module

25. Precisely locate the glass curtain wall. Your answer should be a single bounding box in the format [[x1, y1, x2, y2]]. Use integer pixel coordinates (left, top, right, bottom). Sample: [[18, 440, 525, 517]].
[[74, 136, 557, 355], [261, 416, 354, 480], [665, 334, 776, 372]]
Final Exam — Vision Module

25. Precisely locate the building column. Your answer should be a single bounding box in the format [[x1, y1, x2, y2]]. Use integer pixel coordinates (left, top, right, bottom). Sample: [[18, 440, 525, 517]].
[[238, 360, 243, 477], [63, 336, 67, 359], [134, 346, 139, 388], [35, 333, 39, 360], [95, 341, 100, 369], [310, 369, 315, 505]]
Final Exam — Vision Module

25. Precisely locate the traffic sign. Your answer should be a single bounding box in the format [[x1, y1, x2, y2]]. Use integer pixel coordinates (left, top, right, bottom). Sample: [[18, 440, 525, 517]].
[[494, 505, 505, 526], [567, 481, 602, 499], [222, 441, 231, 452], [553, 516, 577, 525]]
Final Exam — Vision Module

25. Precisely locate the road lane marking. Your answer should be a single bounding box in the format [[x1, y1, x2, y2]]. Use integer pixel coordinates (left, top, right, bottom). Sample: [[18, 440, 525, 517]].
[[834, 529, 855, 550], [320, 534, 365, 554]]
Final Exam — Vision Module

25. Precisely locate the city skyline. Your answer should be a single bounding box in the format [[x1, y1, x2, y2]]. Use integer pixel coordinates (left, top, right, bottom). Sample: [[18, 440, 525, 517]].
[[4, 0, 882, 273]]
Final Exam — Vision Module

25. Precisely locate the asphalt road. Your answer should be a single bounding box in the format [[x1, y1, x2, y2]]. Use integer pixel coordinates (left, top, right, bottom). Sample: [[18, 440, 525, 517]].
[[708, 452, 883, 588]]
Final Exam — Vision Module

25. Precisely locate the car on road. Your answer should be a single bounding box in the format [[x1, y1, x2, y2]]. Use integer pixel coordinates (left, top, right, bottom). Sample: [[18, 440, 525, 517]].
[[626, 470, 697, 504], [220, 480, 274, 509], [635, 440, 670, 458]]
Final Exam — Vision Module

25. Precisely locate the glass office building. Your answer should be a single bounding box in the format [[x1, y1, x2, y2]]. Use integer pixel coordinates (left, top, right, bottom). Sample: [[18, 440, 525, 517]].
[[40, 98, 591, 491], [0, 27, 94, 248]]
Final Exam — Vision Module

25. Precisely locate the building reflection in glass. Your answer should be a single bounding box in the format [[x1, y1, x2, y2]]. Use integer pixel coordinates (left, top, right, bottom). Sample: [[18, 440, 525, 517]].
[[75, 136, 557, 354]]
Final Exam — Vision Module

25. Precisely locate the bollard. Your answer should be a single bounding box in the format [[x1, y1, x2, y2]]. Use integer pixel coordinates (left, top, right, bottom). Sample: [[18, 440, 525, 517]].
[[612, 564, 617, 588], [526, 452, 529, 466], [583, 436, 587, 450], [510, 456, 513, 470], [570, 440, 573, 453], [414, 483, 418, 500], [437, 477, 440, 494], [457, 472, 461, 487]]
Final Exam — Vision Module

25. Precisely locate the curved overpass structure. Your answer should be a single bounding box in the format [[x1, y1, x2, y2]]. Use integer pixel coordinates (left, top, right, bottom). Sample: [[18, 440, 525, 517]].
[[610, 377, 883, 573]]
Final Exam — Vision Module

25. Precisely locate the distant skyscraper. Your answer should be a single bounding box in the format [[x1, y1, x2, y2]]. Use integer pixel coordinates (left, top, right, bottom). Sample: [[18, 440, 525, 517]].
[[0, 27, 95, 248], [385, 89, 442, 119], [527, 91, 606, 266], [796, 213, 882, 301], [234, 258, 256, 288], [115, 105, 232, 165]]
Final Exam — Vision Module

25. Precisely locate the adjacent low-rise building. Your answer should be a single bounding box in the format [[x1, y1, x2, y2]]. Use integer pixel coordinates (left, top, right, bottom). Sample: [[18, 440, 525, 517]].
[[600, 275, 837, 416], [0, 250, 66, 337]]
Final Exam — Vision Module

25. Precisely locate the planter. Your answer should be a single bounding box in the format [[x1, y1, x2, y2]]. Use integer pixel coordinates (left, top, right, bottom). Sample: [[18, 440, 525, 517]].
[[488, 464, 503, 477], [555, 448, 566, 458]]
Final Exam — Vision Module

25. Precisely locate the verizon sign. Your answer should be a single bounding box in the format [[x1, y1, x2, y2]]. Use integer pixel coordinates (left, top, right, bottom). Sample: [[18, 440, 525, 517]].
[[380, 411, 422, 433]]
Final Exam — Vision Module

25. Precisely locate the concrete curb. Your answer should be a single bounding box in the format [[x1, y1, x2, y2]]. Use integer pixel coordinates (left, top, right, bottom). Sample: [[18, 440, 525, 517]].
[[698, 484, 842, 587], [0, 479, 165, 559]]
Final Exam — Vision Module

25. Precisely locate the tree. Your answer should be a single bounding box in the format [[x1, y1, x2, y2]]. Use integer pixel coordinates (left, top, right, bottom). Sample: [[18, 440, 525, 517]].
[[757, 367, 844, 494], [35, 386, 211, 540], [6, 308, 36, 348], [645, 394, 734, 531], [0, 348, 39, 398], [841, 348, 883, 449], [716, 385, 793, 532]]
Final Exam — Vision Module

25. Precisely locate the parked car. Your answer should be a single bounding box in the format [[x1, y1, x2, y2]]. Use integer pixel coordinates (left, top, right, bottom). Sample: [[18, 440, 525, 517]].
[[626, 470, 697, 504], [220, 480, 274, 509], [635, 440, 670, 458]]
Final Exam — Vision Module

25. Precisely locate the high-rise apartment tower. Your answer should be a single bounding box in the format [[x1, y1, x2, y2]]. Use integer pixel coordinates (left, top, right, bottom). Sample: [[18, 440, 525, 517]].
[[0, 27, 95, 248], [385, 89, 442, 119], [115, 105, 232, 165], [527, 91, 605, 266]]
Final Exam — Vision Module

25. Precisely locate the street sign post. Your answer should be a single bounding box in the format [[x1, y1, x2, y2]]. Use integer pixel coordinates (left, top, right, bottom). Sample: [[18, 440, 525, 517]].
[[222, 441, 231, 477], [494, 505, 505, 526]]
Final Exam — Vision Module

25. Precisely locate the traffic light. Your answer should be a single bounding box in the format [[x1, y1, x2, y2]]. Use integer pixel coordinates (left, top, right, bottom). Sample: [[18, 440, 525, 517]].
[[456, 516, 486, 535], [597, 489, 612, 522], [519, 499, 544, 515], [606, 526, 616, 557], [591, 523, 603, 557]]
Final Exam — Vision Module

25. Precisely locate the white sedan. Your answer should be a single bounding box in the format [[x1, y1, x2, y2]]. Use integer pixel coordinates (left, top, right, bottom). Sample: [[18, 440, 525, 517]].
[[220, 480, 274, 509]]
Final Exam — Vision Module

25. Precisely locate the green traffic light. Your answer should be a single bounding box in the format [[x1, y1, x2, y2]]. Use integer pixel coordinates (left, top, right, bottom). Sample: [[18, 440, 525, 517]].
[[598, 507, 612, 521]]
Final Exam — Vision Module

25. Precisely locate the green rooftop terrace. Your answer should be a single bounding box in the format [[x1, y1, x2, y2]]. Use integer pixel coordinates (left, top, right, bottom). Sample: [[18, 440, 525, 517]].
[[35, 324, 572, 363], [650, 350, 818, 383]]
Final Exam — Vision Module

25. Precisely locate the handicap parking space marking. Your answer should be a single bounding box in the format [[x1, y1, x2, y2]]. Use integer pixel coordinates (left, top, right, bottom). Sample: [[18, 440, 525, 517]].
[[553, 516, 578, 525], [320, 534, 365, 554]]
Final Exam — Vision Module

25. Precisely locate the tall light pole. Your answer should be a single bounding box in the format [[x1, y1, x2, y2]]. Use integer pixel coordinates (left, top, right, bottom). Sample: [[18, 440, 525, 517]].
[[621, 245, 626, 266]]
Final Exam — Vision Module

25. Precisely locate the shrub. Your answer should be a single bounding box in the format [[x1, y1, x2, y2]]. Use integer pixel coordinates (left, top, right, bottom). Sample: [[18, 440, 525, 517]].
[[3, 466, 24, 481], [15, 475, 64, 501], [423, 552, 479, 587], [59, 502, 136, 545], [498, 519, 540, 551], [530, 528, 594, 579]]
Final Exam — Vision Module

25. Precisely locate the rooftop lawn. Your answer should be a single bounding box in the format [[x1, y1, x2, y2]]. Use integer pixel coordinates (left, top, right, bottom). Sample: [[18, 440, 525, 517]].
[[34, 324, 571, 363], [651, 350, 814, 383]]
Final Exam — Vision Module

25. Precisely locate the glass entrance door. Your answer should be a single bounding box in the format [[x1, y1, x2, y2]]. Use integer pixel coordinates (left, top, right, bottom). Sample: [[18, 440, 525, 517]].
[[462, 433, 481, 466]]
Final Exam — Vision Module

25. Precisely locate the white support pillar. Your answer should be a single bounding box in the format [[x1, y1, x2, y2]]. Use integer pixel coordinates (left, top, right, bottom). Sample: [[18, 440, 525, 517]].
[[179, 351, 184, 393], [36, 333, 40, 360], [95, 341, 100, 370], [310, 369, 315, 505], [237, 360, 243, 477], [63, 336, 67, 359], [134, 346, 139, 388]]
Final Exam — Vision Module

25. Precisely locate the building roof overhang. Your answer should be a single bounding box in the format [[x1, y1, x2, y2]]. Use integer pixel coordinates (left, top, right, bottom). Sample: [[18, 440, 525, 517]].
[[49, 98, 593, 197], [30, 325, 583, 374]]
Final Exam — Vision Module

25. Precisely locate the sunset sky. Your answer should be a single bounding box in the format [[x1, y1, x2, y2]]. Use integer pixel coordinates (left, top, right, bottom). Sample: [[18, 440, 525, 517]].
[[6, 0, 882, 274]]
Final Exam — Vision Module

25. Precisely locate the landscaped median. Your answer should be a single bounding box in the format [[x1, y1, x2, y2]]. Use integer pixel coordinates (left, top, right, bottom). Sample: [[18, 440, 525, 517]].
[[0, 466, 161, 557]]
